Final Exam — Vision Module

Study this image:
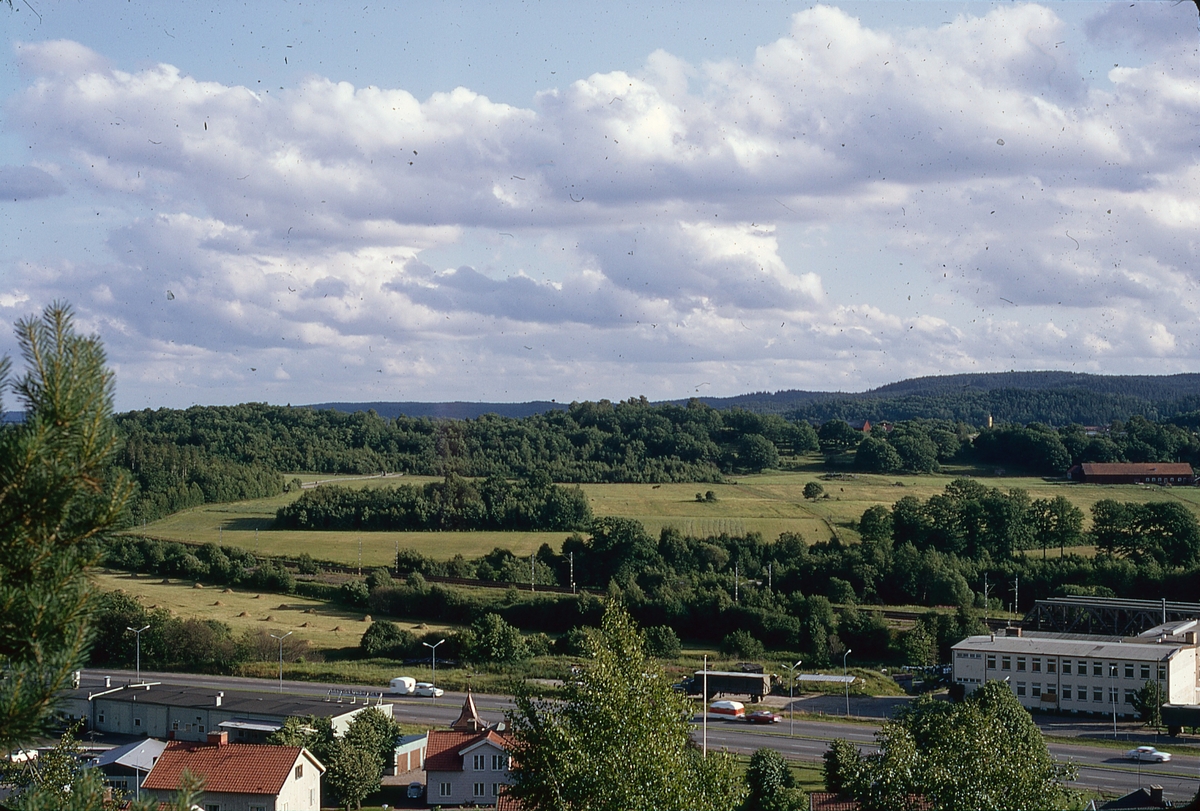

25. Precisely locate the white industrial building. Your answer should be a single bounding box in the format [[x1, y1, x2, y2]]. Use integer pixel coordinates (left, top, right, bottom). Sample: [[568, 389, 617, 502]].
[[951, 620, 1200, 716]]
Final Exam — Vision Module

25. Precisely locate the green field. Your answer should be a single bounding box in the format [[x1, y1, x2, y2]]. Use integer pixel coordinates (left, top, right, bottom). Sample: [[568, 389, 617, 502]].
[[128, 459, 1200, 564]]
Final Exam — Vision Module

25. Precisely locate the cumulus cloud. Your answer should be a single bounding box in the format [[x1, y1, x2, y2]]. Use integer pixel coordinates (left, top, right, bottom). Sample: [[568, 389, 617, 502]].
[[0, 165, 63, 200], [3, 5, 1199, 407]]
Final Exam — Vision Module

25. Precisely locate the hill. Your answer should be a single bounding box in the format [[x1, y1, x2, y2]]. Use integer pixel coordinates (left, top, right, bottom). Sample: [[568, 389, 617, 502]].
[[309, 371, 1200, 426]]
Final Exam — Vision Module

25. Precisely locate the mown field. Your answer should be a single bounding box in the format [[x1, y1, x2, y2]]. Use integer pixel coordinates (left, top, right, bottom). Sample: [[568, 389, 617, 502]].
[[128, 457, 1200, 565]]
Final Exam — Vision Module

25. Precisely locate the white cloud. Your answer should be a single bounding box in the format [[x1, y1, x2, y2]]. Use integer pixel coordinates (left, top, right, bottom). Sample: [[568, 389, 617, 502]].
[[3, 5, 1200, 407]]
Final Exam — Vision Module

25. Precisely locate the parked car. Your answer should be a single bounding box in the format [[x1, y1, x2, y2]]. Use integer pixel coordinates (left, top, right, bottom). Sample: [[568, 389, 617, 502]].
[[747, 710, 782, 724], [414, 682, 444, 697], [406, 781, 425, 799], [1125, 746, 1172, 762], [389, 676, 416, 695]]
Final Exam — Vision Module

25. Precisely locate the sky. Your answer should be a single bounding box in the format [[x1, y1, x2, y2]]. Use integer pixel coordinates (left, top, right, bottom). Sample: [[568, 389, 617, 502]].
[[1, 1, 1198, 411]]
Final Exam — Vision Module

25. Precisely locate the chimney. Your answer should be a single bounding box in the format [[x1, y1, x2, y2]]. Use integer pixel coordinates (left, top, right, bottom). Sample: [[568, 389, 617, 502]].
[[1150, 785, 1163, 806], [207, 731, 228, 747], [215, 692, 223, 707], [167, 730, 175, 741], [1004, 627, 1022, 637], [104, 676, 111, 688], [1185, 632, 1197, 646]]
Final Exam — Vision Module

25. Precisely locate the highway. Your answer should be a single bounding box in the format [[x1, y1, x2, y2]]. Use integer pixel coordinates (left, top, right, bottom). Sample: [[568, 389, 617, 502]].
[[81, 669, 1200, 803]]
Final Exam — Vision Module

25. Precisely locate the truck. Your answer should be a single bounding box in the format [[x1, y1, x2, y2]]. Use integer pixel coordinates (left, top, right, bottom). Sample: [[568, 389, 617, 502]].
[[676, 670, 773, 702], [1161, 704, 1200, 737]]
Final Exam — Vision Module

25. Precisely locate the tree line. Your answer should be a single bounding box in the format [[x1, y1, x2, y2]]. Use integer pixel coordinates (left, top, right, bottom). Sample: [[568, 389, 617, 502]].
[[112, 398, 816, 483], [275, 473, 592, 532], [837, 415, 1200, 476]]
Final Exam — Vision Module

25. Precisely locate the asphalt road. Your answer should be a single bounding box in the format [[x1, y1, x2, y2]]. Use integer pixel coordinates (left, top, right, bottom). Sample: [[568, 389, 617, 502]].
[[82, 669, 1200, 803]]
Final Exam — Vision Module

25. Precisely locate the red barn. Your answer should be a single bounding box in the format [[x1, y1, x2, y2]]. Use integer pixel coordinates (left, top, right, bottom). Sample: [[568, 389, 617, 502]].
[[1068, 462, 1195, 485]]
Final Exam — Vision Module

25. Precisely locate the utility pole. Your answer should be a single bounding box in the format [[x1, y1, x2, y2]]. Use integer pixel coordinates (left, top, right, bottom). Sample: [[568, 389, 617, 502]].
[[127, 625, 150, 684], [1012, 574, 1019, 617], [531, 552, 536, 593], [768, 562, 773, 591], [734, 561, 739, 604], [784, 659, 802, 737], [395, 538, 400, 577], [982, 574, 991, 625], [358, 538, 362, 577], [702, 655, 708, 758], [255, 528, 259, 556], [569, 552, 575, 594], [270, 631, 293, 693]]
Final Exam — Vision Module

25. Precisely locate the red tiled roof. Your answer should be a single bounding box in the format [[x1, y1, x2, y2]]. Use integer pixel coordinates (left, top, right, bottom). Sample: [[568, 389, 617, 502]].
[[1080, 463, 1194, 476], [142, 741, 318, 795], [425, 729, 510, 772], [809, 793, 860, 811], [496, 789, 524, 811]]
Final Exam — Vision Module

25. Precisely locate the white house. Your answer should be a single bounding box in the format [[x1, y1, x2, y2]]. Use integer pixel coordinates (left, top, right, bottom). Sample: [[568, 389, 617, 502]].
[[140, 731, 324, 811], [424, 728, 513, 807]]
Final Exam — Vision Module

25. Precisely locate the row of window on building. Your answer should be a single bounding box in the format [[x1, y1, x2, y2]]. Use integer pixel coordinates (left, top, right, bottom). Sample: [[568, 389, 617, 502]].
[[1009, 682, 1137, 705], [958, 652, 1165, 681], [471, 754, 509, 771], [438, 782, 505, 797]]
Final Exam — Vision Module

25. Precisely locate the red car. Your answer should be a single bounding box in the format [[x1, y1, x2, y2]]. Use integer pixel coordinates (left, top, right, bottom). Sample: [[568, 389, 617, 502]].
[[747, 710, 782, 724]]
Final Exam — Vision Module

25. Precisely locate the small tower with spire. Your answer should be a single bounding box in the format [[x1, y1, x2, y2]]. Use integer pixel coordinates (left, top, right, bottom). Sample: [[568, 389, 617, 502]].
[[450, 690, 487, 733]]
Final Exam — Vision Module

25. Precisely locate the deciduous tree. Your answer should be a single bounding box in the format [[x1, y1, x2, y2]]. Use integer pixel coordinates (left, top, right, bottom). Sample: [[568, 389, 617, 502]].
[[507, 604, 742, 811]]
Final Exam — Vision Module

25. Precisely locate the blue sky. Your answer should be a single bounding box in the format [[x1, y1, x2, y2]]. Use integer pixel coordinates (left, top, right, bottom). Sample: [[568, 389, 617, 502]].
[[1, 1, 1198, 410]]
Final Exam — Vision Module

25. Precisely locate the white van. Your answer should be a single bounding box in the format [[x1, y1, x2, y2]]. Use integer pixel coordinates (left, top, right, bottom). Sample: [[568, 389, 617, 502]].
[[389, 676, 417, 695], [707, 700, 745, 721]]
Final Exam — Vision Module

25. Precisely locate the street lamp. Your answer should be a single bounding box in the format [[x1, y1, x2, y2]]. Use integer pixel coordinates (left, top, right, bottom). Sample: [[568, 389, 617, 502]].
[[126, 625, 150, 683], [784, 659, 802, 737], [423, 639, 446, 689], [843, 649, 853, 717], [270, 631, 293, 693]]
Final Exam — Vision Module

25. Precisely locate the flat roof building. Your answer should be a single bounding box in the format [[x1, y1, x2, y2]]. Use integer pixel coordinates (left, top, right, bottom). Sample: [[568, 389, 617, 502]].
[[952, 622, 1200, 717], [60, 682, 393, 743]]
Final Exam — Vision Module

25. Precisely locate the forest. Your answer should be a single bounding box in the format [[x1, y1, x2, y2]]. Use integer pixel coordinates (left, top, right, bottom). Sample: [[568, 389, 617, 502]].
[[274, 473, 593, 532]]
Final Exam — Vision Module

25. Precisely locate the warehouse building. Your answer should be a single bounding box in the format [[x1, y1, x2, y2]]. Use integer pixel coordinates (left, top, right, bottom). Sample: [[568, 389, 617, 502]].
[[1067, 462, 1195, 485], [952, 621, 1200, 716], [60, 682, 392, 742]]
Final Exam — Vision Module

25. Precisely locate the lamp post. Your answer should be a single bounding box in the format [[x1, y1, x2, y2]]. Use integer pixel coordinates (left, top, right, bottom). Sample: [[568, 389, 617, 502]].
[[843, 648, 853, 717], [126, 625, 150, 683], [423, 638, 446, 689], [270, 631, 293, 693], [784, 659, 802, 737]]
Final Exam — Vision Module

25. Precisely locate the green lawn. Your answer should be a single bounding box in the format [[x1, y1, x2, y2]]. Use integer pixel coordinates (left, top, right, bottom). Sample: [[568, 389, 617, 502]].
[[127, 458, 1200, 564]]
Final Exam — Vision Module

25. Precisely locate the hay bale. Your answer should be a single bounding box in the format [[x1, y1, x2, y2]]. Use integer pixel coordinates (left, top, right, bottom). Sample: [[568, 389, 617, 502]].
[[276, 604, 289, 610], [264, 615, 275, 622], [253, 594, 263, 599], [222, 588, 233, 594], [299, 622, 311, 628], [238, 611, 250, 617], [161, 579, 171, 585], [192, 583, 204, 589], [212, 600, 223, 606], [363, 614, 372, 623], [331, 626, 342, 632], [416, 623, 429, 630], [303, 608, 317, 614]]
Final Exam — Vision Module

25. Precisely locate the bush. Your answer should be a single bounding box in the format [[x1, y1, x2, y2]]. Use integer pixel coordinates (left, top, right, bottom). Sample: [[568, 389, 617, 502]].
[[644, 625, 682, 658], [720, 629, 764, 659], [360, 621, 416, 659], [338, 579, 370, 608]]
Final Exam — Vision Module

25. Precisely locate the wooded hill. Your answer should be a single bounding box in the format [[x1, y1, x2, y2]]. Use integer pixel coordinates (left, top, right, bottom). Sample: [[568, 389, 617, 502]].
[[310, 372, 1200, 426]]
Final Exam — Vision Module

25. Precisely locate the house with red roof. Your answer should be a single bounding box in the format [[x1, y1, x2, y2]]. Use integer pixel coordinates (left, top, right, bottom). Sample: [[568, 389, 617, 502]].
[[424, 695, 514, 809], [140, 731, 324, 811]]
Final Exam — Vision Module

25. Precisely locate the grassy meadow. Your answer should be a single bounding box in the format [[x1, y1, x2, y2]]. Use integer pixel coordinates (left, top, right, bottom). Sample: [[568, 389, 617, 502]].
[[126, 457, 1200, 565]]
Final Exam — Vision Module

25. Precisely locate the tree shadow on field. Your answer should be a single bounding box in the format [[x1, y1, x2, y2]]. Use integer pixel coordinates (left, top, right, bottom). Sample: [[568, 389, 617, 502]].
[[219, 517, 275, 531]]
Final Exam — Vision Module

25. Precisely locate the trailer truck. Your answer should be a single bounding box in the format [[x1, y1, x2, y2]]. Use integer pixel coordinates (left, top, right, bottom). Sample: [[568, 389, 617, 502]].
[[676, 670, 773, 702]]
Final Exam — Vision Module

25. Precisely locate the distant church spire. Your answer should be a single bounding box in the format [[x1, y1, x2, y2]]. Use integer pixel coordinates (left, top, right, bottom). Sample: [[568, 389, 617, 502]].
[[450, 690, 486, 732]]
